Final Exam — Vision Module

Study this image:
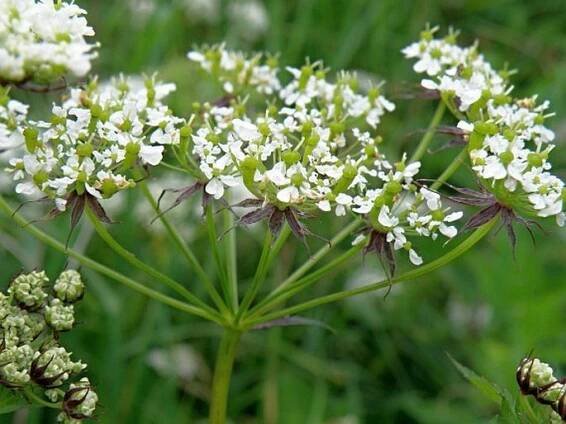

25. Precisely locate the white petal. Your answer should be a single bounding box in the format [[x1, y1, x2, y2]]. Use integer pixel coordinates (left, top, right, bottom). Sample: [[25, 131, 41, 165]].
[[409, 249, 423, 266], [205, 178, 225, 199], [139, 145, 164, 166]]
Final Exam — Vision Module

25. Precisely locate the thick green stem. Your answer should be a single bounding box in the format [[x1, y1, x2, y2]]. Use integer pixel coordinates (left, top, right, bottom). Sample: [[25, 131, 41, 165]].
[[0, 195, 224, 325], [243, 218, 497, 328], [410, 101, 446, 163], [139, 182, 229, 315], [209, 329, 241, 424]]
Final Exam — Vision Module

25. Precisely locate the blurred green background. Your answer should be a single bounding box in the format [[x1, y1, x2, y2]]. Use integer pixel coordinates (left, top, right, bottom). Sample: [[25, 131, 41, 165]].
[[1, 0, 565, 422]]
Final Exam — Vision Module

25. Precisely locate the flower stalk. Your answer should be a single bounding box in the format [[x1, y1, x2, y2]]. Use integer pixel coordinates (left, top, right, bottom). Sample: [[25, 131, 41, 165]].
[[209, 329, 241, 424]]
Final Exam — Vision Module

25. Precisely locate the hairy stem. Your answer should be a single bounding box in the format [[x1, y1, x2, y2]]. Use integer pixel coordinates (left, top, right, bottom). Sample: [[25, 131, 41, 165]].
[[0, 195, 225, 324], [139, 182, 229, 315], [209, 329, 241, 424], [410, 101, 446, 163], [243, 218, 497, 328]]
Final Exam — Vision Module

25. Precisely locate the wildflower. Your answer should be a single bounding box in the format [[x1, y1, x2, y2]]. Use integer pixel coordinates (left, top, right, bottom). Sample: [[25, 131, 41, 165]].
[[0, 0, 97, 84], [7, 75, 185, 235], [0, 270, 96, 418], [404, 28, 565, 234]]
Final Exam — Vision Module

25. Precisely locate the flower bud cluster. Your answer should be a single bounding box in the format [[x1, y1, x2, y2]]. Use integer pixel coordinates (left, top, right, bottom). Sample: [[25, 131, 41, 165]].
[[517, 357, 565, 421], [0, 0, 98, 84], [188, 45, 281, 95], [182, 47, 461, 266], [404, 27, 564, 226], [7, 75, 185, 211], [0, 270, 96, 422]]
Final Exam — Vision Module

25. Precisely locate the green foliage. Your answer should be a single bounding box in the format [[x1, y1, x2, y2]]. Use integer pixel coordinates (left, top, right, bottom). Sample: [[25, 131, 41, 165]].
[[1, 0, 565, 423]]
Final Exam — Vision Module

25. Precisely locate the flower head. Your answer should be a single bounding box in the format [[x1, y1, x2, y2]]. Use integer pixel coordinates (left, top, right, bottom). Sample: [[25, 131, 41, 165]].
[[0, 0, 98, 84]]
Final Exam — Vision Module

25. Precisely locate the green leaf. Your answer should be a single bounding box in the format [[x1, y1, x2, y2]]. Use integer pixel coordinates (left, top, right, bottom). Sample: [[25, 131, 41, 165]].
[[447, 354, 503, 405], [0, 386, 28, 414]]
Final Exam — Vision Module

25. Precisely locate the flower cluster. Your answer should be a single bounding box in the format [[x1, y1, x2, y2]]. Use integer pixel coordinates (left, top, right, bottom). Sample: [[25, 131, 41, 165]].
[[168, 47, 462, 267], [0, 0, 97, 85], [404, 27, 565, 227], [188, 45, 281, 95], [6, 75, 185, 213], [516, 356, 565, 421], [0, 270, 97, 422]]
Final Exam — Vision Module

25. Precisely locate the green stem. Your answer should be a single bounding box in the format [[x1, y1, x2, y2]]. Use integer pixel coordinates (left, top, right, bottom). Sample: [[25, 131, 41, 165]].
[[410, 101, 446, 163], [24, 387, 61, 410], [243, 218, 497, 328], [207, 205, 232, 311], [248, 244, 363, 319], [266, 225, 291, 269], [270, 219, 362, 295], [209, 329, 241, 424], [236, 231, 273, 321], [139, 182, 229, 315], [223, 198, 239, 311], [431, 149, 467, 191], [85, 208, 217, 316], [0, 195, 224, 325]]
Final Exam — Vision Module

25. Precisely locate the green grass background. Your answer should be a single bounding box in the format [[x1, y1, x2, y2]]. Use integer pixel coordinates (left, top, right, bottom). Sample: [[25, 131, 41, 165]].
[[1, 0, 565, 422]]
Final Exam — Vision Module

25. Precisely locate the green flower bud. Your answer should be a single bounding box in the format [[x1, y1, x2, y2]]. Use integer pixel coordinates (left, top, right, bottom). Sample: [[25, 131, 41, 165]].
[[54, 270, 85, 303], [258, 122, 270, 137], [333, 164, 357, 194], [291, 173, 303, 186], [24, 127, 40, 153], [431, 210, 444, 221], [527, 152, 544, 168], [61, 377, 98, 421], [282, 150, 301, 166], [499, 151, 514, 166], [45, 299, 74, 331], [0, 345, 34, 386], [32, 346, 85, 388], [9, 272, 49, 309], [468, 131, 485, 151], [76, 143, 93, 158], [385, 181, 402, 195]]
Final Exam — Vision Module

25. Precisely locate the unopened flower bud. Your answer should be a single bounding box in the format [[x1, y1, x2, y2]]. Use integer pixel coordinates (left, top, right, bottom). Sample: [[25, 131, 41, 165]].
[[45, 299, 75, 331], [54, 271, 85, 304], [9, 272, 49, 310]]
